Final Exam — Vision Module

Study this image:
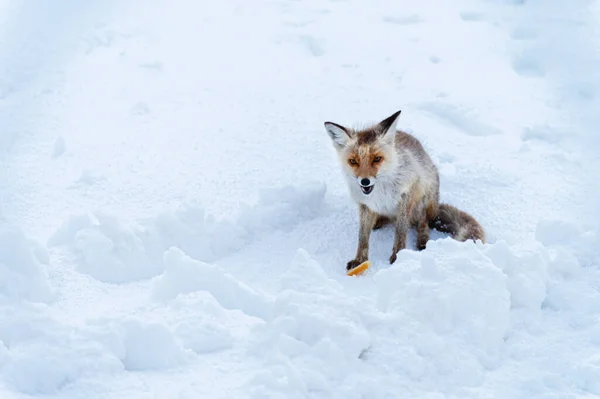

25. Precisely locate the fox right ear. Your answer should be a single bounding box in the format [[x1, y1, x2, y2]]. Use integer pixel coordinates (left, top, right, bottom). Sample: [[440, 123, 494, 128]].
[[324, 122, 351, 148], [379, 110, 401, 136]]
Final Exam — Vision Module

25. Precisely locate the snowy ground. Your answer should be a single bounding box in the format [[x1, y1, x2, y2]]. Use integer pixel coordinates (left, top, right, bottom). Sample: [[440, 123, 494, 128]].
[[1, 0, 599, 398]]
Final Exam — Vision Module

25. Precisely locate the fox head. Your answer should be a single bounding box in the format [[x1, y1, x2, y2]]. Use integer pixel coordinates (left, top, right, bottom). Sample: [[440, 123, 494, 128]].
[[324, 110, 401, 196]]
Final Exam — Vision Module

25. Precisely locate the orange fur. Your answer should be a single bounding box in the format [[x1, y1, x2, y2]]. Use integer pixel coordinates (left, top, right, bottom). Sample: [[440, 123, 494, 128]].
[[347, 147, 385, 178]]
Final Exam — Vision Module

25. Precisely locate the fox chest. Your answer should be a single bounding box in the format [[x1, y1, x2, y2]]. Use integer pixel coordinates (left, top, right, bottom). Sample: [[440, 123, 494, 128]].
[[351, 183, 403, 217]]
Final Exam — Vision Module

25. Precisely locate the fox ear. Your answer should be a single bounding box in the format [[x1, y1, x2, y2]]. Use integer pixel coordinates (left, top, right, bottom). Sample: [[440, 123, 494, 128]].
[[324, 121, 351, 148], [378, 110, 401, 141]]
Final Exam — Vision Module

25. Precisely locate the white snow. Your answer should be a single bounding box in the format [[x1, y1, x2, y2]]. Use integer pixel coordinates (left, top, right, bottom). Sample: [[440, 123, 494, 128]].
[[48, 211, 163, 283], [153, 246, 272, 319], [0, 225, 53, 303], [1, 0, 599, 398]]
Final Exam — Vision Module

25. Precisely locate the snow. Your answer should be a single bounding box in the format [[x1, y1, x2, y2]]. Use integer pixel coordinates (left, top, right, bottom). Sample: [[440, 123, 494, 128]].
[[0, 225, 53, 303], [153, 247, 272, 319], [1, 0, 599, 398]]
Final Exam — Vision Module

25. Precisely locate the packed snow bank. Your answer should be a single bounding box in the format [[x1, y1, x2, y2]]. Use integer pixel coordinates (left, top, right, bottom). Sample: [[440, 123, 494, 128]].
[[162, 289, 263, 355], [18, 178, 600, 398], [4, 204, 597, 398], [87, 318, 193, 371], [370, 240, 510, 391], [247, 249, 373, 398], [47, 212, 163, 283], [536, 218, 599, 267], [0, 224, 53, 303], [172, 311, 235, 355], [245, 225, 600, 398], [0, 268, 264, 394], [485, 240, 548, 310], [153, 247, 272, 320], [47, 182, 327, 284], [0, 307, 123, 395], [149, 181, 327, 263]]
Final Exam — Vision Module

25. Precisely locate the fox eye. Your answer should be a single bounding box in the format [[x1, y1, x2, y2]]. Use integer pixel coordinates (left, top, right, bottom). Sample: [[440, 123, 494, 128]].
[[373, 156, 382, 163], [348, 159, 358, 166]]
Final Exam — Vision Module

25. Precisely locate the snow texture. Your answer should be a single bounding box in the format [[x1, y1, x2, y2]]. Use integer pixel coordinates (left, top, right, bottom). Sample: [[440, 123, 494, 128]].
[[0, 225, 53, 303], [0, 0, 599, 398]]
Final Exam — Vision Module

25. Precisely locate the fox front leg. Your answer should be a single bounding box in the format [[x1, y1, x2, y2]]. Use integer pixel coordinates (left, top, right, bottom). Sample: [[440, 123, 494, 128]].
[[347, 204, 377, 270], [389, 199, 409, 264]]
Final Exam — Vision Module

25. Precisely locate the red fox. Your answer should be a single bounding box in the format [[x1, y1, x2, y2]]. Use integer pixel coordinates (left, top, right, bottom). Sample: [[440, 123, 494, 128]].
[[324, 110, 486, 270]]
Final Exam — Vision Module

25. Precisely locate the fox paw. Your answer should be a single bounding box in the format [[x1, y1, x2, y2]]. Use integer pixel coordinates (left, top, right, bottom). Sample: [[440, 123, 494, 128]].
[[389, 253, 397, 264], [416, 240, 428, 251], [346, 259, 364, 271]]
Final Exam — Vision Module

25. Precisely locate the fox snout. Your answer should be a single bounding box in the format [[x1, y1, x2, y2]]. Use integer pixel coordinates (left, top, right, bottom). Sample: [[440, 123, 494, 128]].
[[358, 177, 375, 195]]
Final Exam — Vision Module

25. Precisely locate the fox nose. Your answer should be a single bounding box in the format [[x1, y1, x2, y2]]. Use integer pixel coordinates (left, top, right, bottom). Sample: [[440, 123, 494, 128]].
[[360, 178, 371, 187]]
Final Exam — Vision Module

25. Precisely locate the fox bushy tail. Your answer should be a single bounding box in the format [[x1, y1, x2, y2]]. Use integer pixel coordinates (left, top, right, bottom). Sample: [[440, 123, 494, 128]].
[[429, 203, 486, 244]]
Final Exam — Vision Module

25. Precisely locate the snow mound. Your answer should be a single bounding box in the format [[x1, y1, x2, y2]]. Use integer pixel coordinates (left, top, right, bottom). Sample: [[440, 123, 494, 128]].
[[247, 249, 372, 397], [0, 309, 122, 395], [100, 319, 192, 371], [151, 181, 327, 263], [0, 224, 53, 303], [84, 316, 194, 372], [47, 182, 327, 284], [485, 240, 549, 310], [153, 247, 272, 320], [118, 321, 191, 371], [538, 226, 600, 315], [166, 291, 262, 356], [279, 248, 340, 293], [244, 236, 594, 397], [3, 333, 122, 395], [374, 239, 510, 386], [48, 212, 163, 283], [536, 218, 599, 267], [82, 289, 261, 373], [167, 294, 258, 359], [149, 202, 248, 265], [173, 315, 234, 355]]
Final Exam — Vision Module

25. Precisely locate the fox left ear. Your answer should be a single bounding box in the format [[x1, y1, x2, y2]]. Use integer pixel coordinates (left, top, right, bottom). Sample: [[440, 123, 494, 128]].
[[378, 110, 401, 141], [324, 121, 351, 148]]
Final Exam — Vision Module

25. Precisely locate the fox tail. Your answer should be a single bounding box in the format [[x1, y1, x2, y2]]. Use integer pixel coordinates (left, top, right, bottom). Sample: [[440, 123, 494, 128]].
[[430, 203, 486, 244]]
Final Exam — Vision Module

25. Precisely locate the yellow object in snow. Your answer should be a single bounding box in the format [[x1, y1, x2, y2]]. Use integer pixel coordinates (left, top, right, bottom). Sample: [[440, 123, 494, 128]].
[[346, 260, 371, 276]]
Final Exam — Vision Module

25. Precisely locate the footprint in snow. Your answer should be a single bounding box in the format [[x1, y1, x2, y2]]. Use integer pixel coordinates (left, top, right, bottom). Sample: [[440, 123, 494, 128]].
[[299, 35, 324, 57], [138, 61, 163, 71], [382, 14, 422, 25], [69, 170, 107, 188], [131, 102, 151, 115], [512, 56, 545, 78], [284, 20, 312, 28], [521, 125, 568, 144], [459, 11, 485, 22], [417, 101, 502, 137], [509, 27, 537, 40]]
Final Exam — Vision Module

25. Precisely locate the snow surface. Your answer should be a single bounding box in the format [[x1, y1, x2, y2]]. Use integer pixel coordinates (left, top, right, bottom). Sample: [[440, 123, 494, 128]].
[[1, 0, 599, 398]]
